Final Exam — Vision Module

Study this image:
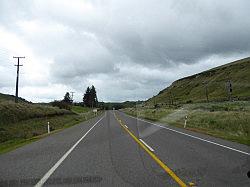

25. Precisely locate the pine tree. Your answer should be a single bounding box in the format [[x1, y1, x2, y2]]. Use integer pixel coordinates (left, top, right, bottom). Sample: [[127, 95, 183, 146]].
[[83, 87, 91, 107], [83, 85, 98, 107], [90, 85, 98, 107], [63, 92, 71, 103]]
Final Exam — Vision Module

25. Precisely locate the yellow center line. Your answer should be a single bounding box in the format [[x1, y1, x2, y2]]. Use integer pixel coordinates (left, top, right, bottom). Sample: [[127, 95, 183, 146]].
[[114, 113, 188, 187]]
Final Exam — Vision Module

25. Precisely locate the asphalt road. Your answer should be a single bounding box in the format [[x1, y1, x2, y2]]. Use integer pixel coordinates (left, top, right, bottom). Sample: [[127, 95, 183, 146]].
[[0, 111, 249, 186]]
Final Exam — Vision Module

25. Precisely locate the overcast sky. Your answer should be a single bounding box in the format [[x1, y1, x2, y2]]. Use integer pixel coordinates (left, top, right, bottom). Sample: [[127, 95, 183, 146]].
[[0, 0, 250, 102]]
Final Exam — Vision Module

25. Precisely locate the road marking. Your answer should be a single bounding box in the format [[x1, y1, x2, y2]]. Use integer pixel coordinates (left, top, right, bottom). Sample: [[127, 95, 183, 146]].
[[125, 114, 250, 156], [139, 139, 154, 152], [35, 116, 105, 187], [124, 125, 128, 128], [114, 113, 187, 187]]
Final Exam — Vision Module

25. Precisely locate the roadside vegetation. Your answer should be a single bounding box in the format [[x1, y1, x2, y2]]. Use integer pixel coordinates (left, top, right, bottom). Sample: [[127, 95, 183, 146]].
[[125, 58, 250, 145], [0, 92, 101, 154], [0, 93, 29, 103], [122, 101, 250, 145], [72, 105, 91, 113], [98, 101, 143, 110], [0, 101, 72, 126]]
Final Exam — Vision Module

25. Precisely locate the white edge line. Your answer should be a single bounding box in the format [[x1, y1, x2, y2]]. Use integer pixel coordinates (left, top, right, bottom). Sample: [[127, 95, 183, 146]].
[[139, 139, 154, 152], [125, 113, 250, 156], [35, 116, 105, 187]]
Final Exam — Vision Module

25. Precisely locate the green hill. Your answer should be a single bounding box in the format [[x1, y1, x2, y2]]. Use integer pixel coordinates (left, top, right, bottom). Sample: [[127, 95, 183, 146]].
[[148, 57, 250, 105], [0, 93, 30, 103]]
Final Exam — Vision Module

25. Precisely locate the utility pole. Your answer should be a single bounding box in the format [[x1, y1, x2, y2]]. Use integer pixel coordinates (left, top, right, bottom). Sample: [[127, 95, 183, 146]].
[[203, 81, 209, 102], [70, 91, 75, 103], [169, 91, 174, 105], [205, 83, 208, 102], [13, 56, 25, 103], [227, 80, 232, 101]]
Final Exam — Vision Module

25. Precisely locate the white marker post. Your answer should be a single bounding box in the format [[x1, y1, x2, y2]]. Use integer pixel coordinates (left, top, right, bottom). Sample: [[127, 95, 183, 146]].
[[93, 109, 97, 116], [184, 116, 187, 128], [47, 122, 50, 133]]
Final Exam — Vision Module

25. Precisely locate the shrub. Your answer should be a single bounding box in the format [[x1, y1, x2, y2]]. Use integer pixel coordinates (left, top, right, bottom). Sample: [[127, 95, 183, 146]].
[[51, 100, 72, 110]]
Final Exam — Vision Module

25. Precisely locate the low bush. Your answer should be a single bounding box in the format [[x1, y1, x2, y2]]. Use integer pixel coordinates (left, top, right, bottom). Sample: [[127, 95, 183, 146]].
[[51, 100, 72, 110]]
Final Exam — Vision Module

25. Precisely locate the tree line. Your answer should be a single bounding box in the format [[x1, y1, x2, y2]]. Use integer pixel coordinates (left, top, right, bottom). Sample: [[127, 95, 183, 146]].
[[83, 85, 98, 107], [51, 85, 98, 110]]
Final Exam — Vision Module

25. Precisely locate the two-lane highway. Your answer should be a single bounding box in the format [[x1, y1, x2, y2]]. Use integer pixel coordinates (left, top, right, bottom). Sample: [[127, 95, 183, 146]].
[[0, 111, 249, 186], [116, 111, 250, 186]]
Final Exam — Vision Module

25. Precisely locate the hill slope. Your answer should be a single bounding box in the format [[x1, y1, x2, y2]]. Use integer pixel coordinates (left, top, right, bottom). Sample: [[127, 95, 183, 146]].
[[148, 57, 250, 104], [0, 93, 99, 153], [0, 93, 29, 103]]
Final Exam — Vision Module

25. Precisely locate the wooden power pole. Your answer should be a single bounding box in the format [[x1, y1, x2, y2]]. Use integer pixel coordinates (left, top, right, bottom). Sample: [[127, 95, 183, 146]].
[[13, 56, 25, 103]]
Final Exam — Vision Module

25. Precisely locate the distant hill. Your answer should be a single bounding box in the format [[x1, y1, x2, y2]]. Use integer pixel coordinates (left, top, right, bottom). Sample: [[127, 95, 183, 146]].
[[99, 101, 144, 110], [147, 57, 250, 104], [0, 93, 30, 103]]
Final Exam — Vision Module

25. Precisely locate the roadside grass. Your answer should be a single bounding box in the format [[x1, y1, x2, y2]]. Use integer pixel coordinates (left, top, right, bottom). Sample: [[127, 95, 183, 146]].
[[0, 101, 71, 126], [0, 110, 102, 154], [172, 111, 250, 145], [124, 107, 175, 121], [71, 105, 91, 113], [122, 101, 250, 145], [0, 93, 28, 103]]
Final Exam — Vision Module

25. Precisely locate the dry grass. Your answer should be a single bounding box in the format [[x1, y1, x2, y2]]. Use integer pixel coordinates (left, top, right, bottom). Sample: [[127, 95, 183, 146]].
[[123, 101, 250, 145]]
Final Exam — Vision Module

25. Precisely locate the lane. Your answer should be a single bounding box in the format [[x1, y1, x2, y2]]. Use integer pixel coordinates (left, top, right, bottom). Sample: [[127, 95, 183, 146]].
[[35, 116, 105, 187], [45, 111, 170, 186], [123, 112, 250, 155], [1, 110, 248, 186], [117, 111, 250, 186], [0, 115, 104, 186], [114, 113, 188, 186]]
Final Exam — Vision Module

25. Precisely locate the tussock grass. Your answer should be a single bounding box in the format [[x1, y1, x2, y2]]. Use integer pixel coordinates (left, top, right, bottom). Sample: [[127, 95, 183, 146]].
[[124, 107, 175, 121], [0, 99, 102, 154], [123, 101, 250, 145], [0, 110, 102, 154], [71, 106, 91, 113], [0, 101, 72, 126]]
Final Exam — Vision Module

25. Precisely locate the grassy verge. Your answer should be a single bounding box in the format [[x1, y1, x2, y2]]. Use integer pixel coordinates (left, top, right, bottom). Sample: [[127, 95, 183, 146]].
[[0, 111, 102, 154], [71, 106, 91, 113], [122, 101, 250, 146], [0, 101, 72, 126]]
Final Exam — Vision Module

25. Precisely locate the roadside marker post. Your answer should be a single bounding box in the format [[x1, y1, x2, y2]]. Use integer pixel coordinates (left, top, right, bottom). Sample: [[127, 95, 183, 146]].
[[184, 116, 187, 128], [47, 122, 50, 134], [93, 109, 98, 116]]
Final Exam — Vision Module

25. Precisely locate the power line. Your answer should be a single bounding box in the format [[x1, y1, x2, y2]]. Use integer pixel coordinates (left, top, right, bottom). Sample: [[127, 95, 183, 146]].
[[13, 56, 25, 103]]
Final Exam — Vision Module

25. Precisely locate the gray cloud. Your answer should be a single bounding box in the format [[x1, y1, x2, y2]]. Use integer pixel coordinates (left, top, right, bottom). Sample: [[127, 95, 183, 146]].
[[0, 0, 250, 102]]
